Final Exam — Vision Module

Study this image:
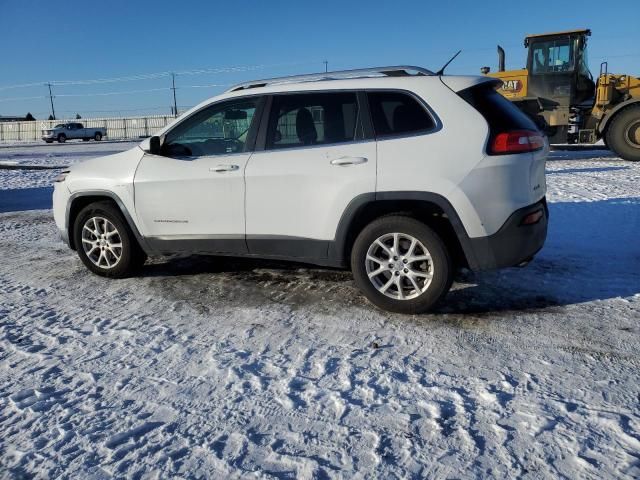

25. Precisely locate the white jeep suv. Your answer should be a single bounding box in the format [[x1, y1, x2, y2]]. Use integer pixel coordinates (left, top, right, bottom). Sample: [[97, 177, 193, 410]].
[[52, 66, 548, 313]]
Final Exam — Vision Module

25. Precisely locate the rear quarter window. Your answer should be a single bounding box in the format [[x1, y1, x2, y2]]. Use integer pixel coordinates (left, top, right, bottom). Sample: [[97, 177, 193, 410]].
[[367, 91, 435, 138]]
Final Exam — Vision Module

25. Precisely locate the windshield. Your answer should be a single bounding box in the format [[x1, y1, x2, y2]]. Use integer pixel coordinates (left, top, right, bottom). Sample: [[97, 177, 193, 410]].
[[54, 124, 64, 128], [578, 44, 592, 79], [530, 39, 574, 74]]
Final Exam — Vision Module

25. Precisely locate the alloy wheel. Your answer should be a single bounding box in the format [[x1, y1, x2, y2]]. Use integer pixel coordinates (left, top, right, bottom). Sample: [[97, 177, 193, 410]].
[[81, 216, 123, 269], [365, 232, 434, 300]]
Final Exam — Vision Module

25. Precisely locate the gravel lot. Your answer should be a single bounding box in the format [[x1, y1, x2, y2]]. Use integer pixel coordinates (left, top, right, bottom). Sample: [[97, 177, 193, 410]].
[[1, 142, 639, 479]]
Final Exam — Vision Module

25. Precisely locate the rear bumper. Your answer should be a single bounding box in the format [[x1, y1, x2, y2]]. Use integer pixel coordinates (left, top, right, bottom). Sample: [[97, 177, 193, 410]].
[[466, 198, 548, 271]]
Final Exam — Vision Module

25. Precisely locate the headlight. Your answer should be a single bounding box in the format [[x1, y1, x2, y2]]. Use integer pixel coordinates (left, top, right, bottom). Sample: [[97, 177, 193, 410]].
[[54, 170, 70, 183]]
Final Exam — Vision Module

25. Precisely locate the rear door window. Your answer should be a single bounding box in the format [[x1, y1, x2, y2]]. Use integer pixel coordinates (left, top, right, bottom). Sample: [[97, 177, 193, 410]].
[[266, 92, 360, 149], [367, 91, 435, 138]]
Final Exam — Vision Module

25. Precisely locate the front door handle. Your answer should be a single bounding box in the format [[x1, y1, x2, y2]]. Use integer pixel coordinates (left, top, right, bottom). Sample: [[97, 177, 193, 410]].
[[330, 156, 368, 166], [210, 164, 240, 173]]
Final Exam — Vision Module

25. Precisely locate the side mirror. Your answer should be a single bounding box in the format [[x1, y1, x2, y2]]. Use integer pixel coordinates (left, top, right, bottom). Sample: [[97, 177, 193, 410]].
[[149, 136, 161, 155]]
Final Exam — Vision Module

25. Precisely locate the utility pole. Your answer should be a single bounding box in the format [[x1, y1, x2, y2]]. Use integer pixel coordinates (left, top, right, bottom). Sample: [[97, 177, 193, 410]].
[[323, 60, 328, 73], [46, 83, 56, 120], [171, 73, 178, 117]]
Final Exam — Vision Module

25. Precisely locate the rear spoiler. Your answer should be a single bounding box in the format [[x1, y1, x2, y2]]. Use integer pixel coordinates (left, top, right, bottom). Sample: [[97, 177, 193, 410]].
[[439, 76, 502, 92]]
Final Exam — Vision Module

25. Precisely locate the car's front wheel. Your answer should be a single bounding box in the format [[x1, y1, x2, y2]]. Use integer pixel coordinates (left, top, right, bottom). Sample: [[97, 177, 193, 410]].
[[57, 134, 66, 143], [351, 216, 453, 314], [73, 201, 146, 277]]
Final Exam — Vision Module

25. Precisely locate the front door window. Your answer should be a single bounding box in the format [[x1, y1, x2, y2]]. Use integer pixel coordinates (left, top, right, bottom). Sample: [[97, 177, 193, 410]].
[[163, 99, 259, 157]]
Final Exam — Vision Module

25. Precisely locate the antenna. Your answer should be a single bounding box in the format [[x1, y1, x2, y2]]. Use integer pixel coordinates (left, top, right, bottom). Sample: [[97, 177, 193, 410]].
[[435, 50, 462, 76]]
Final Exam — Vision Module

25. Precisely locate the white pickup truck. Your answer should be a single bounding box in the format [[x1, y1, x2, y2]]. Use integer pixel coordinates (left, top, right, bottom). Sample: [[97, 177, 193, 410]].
[[42, 122, 107, 143]]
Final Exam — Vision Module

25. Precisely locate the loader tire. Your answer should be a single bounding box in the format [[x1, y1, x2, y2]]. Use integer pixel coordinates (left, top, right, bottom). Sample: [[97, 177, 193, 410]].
[[606, 105, 640, 162]]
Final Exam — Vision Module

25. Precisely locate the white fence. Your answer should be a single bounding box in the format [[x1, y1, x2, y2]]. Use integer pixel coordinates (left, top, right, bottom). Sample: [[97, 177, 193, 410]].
[[0, 115, 176, 142]]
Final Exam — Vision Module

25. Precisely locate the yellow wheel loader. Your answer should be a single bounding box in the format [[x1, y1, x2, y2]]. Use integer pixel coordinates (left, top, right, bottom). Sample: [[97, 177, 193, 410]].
[[481, 29, 640, 161]]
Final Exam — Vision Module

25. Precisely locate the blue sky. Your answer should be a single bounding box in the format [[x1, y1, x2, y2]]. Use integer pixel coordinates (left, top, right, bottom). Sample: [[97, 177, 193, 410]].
[[1, 0, 639, 119]]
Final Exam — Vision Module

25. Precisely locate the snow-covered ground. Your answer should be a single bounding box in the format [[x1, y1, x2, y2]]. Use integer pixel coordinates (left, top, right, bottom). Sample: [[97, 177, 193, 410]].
[[1, 143, 639, 479]]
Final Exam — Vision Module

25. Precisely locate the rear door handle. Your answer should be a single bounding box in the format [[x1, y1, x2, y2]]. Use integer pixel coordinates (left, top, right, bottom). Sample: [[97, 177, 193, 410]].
[[330, 156, 368, 166], [210, 164, 239, 173]]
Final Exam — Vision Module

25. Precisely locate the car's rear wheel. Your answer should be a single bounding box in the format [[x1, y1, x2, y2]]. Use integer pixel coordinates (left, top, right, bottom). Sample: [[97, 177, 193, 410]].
[[73, 201, 146, 278], [94, 132, 102, 141], [351, 216, 453, 314], [57, 134, 66, 143]]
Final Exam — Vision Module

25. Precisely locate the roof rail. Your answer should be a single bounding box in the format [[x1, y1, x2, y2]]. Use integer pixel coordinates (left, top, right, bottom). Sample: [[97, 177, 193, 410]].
[[225, 65, 434, 93]]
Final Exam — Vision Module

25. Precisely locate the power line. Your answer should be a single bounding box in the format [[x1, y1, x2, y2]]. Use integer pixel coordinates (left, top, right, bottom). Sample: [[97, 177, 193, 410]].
[[590, 53, 640, 59], [55, 87, 169, 98], [0, 82, 46, 91], [0, 61, 319, 91], [0, 95, 44, 103], [0, 84, 229, 103], [181, 83, 232, 89]]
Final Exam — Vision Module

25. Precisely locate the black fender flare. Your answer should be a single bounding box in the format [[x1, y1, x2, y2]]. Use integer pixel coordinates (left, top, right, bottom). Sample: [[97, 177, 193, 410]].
[[65, 190, 153, 255], [328, 191, 480, 269]]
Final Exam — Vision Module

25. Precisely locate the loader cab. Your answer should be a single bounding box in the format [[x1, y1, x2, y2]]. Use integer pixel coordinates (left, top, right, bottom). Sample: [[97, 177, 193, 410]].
[[525, 29, 595, 107]]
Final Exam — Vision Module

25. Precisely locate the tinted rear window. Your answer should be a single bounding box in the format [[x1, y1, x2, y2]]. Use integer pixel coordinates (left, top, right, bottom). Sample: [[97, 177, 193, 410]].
[[266, 92, 359, 149], [368, 91, 435, 137], [458, 83, 538, 132]]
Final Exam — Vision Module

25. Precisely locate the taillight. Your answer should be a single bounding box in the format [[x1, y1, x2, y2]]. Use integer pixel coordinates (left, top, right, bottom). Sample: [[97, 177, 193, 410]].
[[521, 209, 544, 225], [490, 130, 545, 155]]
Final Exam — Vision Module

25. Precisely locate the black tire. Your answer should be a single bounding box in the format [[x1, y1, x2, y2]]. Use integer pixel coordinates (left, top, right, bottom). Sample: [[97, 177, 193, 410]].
[[57, 134, 66, 143], [351, 215, 453, 314], [73, 201, 146, 278], [605, 105, 640, 161], [94, 132, 102, 141], [45, 140, 53, 144]]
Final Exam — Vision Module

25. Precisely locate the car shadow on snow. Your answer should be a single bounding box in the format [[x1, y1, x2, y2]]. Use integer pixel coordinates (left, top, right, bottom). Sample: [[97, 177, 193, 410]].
[[0, 186, 53, 213], [547, 149, 617, 161], [139, 197, 640, 314], [546, 166, 629, 175], [436, 197, 640, 314]]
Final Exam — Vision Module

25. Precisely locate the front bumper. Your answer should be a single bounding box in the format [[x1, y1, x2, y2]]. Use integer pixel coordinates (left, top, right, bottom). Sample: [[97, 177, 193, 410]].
[[59, 228, 70, 247], [466, 198, 548, 271], [53, 182, 72, 248]]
